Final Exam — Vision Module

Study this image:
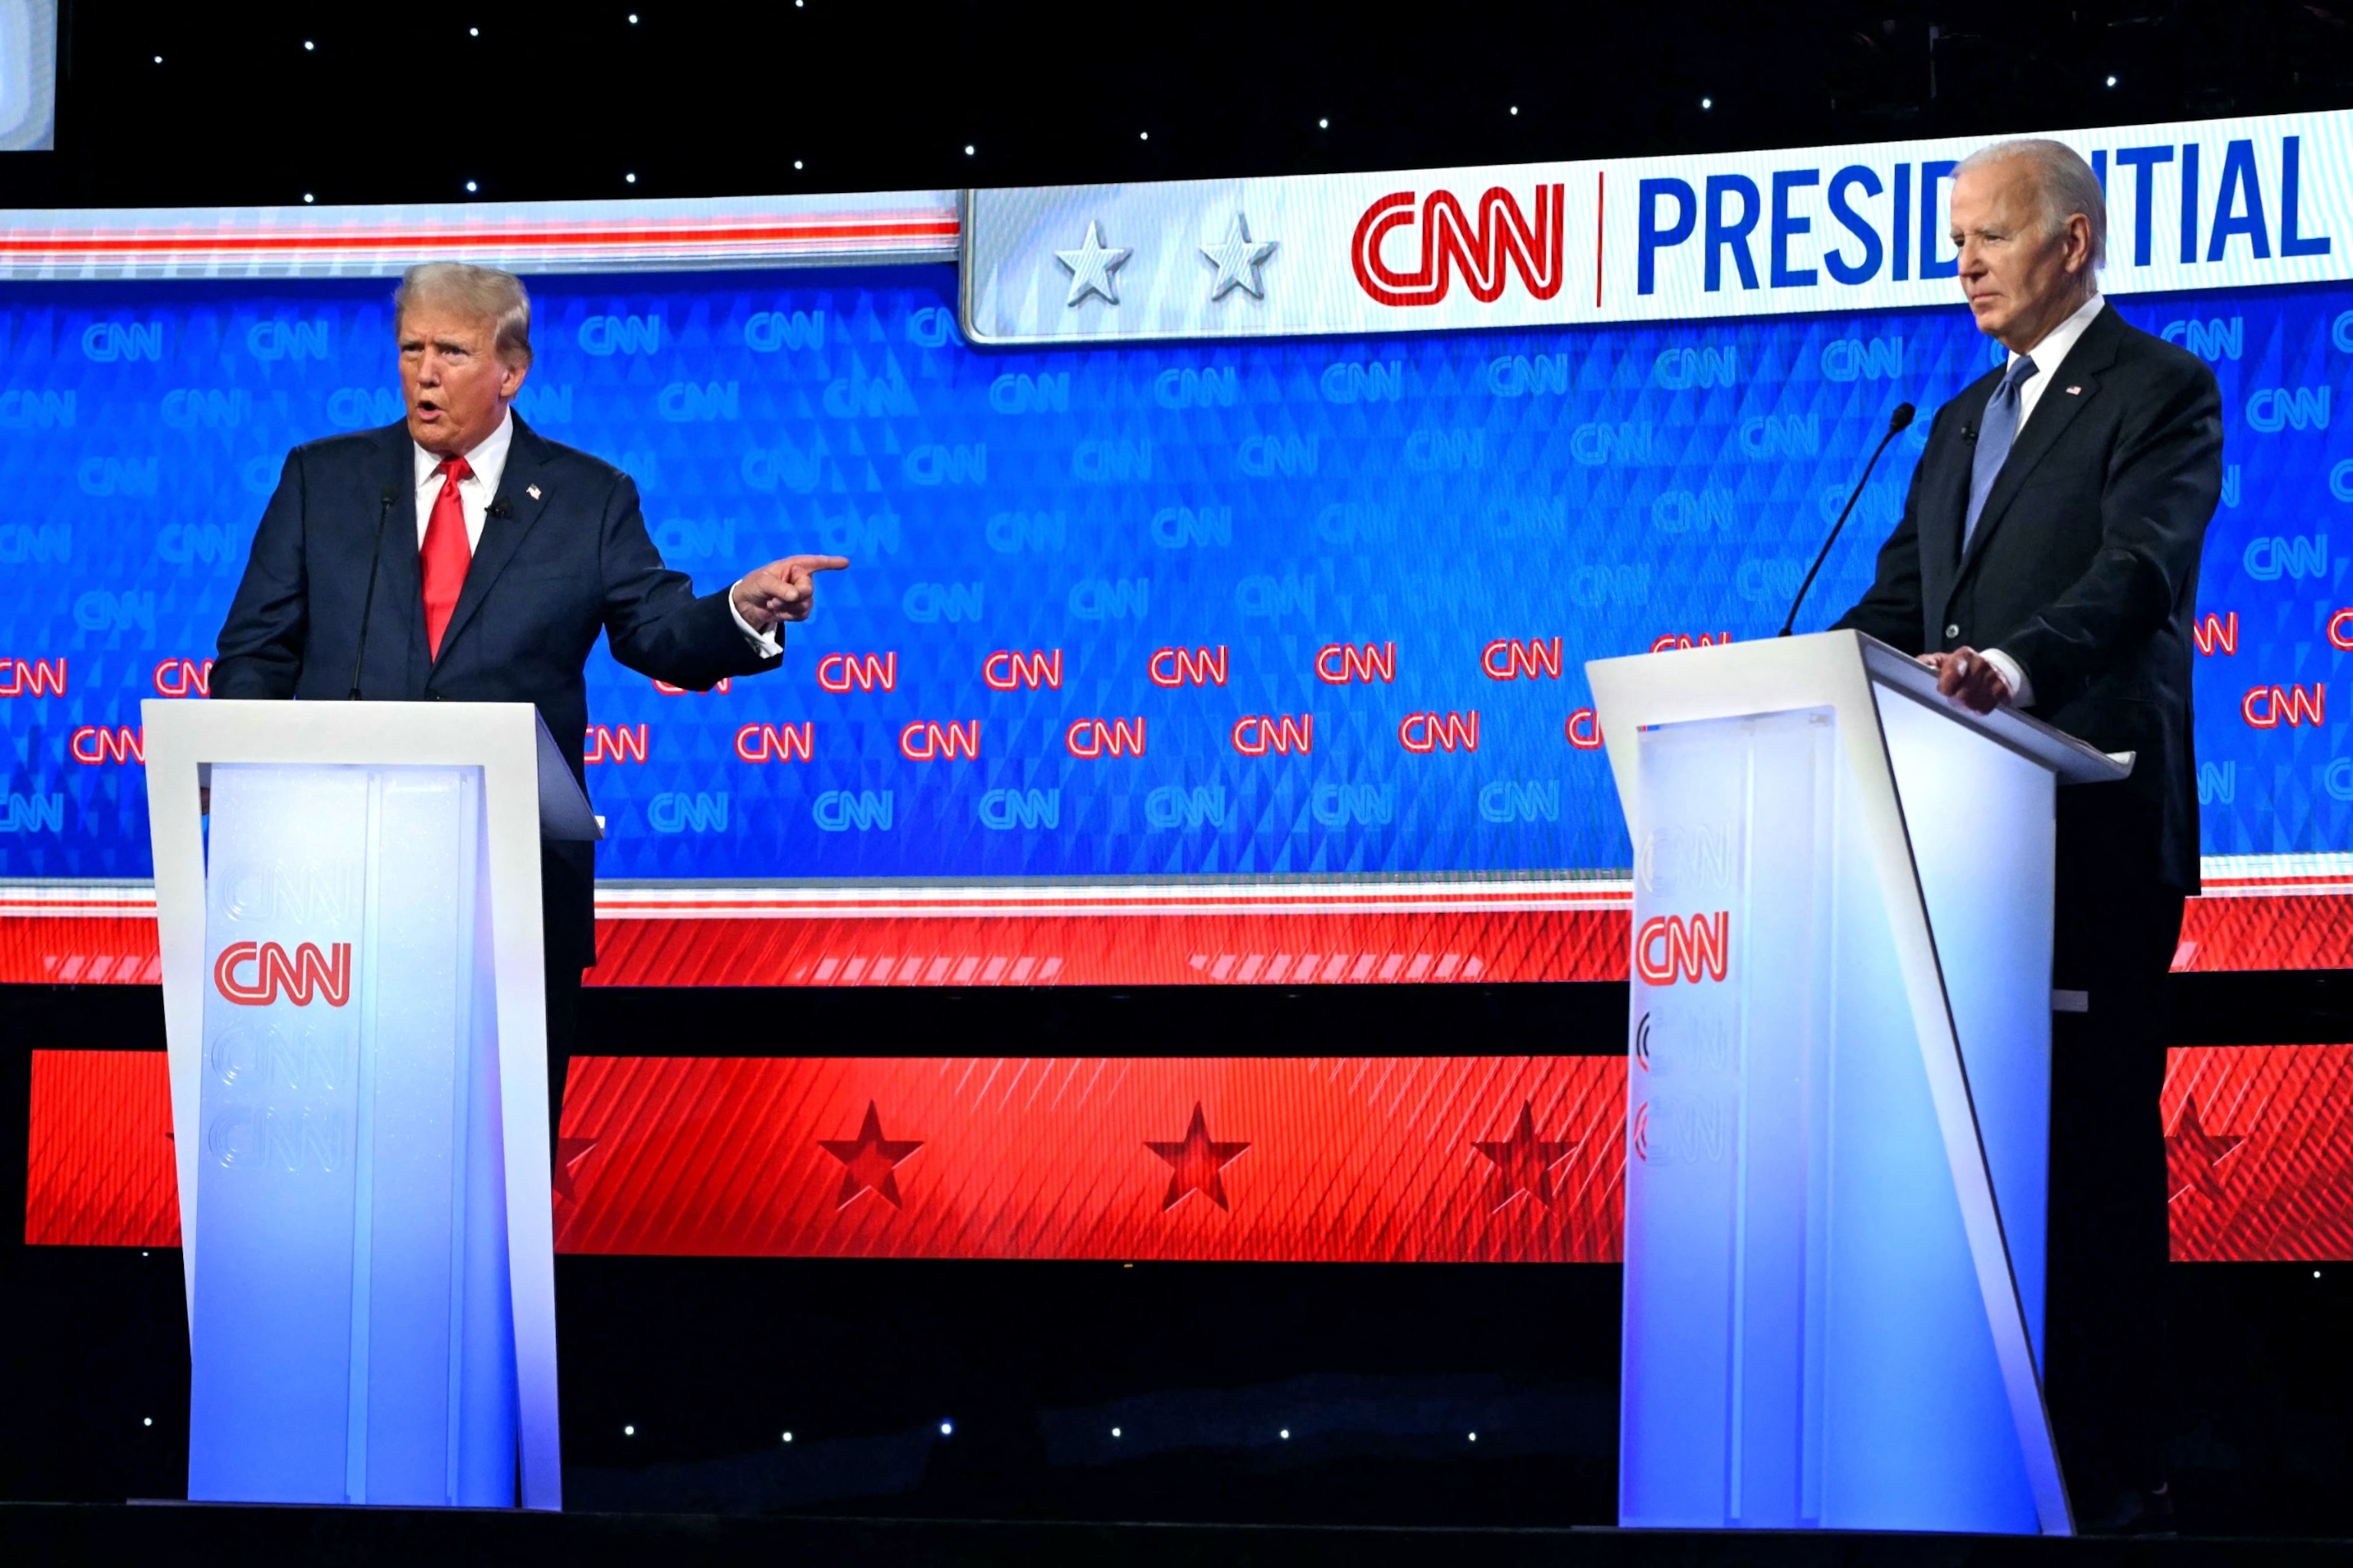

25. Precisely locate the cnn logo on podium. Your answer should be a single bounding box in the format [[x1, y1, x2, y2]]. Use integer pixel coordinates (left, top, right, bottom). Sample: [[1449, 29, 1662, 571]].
[[212, 941, 353, 1007]]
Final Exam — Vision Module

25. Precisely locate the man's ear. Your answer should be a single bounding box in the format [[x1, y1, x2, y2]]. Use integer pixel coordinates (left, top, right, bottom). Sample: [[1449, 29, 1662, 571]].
[[501, 357, 530, 401]]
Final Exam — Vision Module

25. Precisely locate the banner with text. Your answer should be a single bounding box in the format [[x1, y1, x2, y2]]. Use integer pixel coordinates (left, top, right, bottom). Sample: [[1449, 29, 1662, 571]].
[[964, 110, 2351, 343]]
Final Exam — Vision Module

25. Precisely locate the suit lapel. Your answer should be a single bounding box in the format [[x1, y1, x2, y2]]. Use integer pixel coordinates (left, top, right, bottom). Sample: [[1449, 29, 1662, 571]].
[[374, 427, 430, 675], [1921, 373, 1997, 623], [434, 415, 555, 664], [1952, 307, 2124, 580]]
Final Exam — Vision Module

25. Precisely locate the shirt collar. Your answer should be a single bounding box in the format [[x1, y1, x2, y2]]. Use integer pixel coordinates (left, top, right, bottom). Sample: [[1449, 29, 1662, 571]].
[[412, 406, 515, 493], [2010, 292, 2105, 380]]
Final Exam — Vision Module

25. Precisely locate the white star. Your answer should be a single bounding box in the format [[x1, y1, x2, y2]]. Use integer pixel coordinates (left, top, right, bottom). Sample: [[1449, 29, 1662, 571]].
[[1055, 221, 1131, 307], [1200, 213, 1278, 300]]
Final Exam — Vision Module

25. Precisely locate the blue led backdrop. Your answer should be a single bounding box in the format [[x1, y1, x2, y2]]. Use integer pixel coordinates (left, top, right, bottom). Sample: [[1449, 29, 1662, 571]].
[[0, 266, 2337, 880]]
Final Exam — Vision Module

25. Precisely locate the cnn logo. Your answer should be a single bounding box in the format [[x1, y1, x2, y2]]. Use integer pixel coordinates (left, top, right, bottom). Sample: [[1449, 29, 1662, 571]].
[[1635, 913, 1729, 986], [214, 941, 353, 1007]]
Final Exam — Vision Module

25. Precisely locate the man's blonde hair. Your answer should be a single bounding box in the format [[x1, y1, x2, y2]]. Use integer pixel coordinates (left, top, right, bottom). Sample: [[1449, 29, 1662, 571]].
[[393, 262, 534, 365]]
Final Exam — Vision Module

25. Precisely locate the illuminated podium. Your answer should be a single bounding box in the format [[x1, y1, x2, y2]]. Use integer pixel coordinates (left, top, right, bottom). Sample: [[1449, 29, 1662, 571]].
[[142, 700, 597, 1511], [1586, 630, 2129, 1537]]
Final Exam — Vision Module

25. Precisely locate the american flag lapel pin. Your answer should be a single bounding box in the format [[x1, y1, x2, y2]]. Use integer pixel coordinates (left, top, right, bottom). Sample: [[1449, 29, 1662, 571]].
[[2065, 385, 2082, 395], [527, 483, 542, 499]]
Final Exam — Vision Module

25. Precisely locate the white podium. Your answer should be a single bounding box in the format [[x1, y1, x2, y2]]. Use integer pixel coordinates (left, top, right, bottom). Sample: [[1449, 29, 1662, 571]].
[[142, 699, 600, 1510], [1586, 631, 2129, 1537]]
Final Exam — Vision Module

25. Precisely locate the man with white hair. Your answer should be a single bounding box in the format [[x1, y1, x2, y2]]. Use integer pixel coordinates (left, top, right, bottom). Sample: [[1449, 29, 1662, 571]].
[[214, 262, 846, 1159], [1835, 140, 2223, 1532]]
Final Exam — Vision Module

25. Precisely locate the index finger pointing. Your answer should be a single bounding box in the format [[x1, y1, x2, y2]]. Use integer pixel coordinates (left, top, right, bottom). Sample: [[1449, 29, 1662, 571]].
[[781, 555, 852, 574]]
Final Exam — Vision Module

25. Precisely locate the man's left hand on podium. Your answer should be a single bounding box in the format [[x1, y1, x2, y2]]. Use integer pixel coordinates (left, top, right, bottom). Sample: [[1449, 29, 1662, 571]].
[[1925, 647, 2014, 715]]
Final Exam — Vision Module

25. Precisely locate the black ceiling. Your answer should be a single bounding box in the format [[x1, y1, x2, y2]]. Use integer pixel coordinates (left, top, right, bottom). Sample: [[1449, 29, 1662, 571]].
[[5, 0, 2351, 210]]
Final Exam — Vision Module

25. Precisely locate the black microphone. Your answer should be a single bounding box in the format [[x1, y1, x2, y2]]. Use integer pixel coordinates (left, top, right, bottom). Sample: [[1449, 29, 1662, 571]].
[[1961, 424, 1977, 444], [488, 496, 514, 520], [347, 485, 401, 699], [1778, 402, 1916, 638]]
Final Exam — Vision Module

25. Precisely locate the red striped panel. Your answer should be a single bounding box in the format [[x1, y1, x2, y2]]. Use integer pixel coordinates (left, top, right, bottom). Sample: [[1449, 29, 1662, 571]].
[[3, 892, 2349, 986], [24, 1047, 2353, 1263], [0, 917, 163, 984], [550, 1056, 1626, 1262], [0, 217, 960, 257], [2164, 1046, 2353, 1262], [25, 1049, 178, 1247], [2172, 895, 2353, 971], [581, 908, 1630, 987]]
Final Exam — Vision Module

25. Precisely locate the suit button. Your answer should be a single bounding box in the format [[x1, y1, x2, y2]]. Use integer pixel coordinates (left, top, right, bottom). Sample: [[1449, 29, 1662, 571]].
[[1944, 624, 1960, 639]]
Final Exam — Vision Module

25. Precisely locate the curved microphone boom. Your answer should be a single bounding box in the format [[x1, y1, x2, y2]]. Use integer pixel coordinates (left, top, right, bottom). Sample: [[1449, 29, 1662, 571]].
[[1777, 401, 1916, 638], [347, 485, 401, 699]]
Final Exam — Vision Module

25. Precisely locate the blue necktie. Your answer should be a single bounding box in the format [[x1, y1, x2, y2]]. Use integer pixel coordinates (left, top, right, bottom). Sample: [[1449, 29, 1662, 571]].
[[1963, 353, 2039, 552]]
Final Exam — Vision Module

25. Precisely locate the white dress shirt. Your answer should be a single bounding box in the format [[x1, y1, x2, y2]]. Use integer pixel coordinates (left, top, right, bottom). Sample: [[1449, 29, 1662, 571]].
[[413, 407, 515, 552], [1977, 293, 2106, 709], [411, 407, 778, 655]]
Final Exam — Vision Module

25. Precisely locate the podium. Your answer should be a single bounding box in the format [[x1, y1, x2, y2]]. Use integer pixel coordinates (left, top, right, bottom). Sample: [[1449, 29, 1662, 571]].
[[1586, 631, 2130, 1537], [142, 699, 600, 1510]]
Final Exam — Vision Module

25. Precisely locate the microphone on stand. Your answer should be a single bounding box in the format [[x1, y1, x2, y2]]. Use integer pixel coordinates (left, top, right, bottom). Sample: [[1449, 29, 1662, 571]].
[[1777, 401, 1916, 638], [348, 485, 401, 699]]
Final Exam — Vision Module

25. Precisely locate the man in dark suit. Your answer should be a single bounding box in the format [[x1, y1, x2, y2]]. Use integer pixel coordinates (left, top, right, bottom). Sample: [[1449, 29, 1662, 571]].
[[1834, 140, 2223, 1532], [212, 261, 846, 1153]]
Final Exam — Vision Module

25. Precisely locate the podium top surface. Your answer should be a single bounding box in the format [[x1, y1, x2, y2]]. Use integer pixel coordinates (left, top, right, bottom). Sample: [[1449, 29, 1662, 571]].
[[1586, 630, 2132, 787], [1851, 638, 2130, 784], [140, 699, 603, 840]]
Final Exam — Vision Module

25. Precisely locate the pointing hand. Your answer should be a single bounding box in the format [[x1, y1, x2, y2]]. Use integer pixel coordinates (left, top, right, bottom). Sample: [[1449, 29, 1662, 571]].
[[733, 555, 850, 630]]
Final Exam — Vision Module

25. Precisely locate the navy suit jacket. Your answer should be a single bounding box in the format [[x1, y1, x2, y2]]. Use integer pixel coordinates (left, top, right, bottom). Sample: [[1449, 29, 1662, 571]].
[[1834, 304, 2223, 892], [212, 416, 783, 965]]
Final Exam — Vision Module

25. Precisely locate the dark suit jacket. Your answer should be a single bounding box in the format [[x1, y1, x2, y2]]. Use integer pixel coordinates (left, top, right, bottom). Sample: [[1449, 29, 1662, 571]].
[[1834, 303, 2223, 893], [212, 416, 783, 966]]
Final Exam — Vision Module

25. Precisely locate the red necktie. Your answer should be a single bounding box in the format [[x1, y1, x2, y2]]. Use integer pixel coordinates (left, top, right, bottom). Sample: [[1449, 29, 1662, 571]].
[[420, 457, 474, 660]]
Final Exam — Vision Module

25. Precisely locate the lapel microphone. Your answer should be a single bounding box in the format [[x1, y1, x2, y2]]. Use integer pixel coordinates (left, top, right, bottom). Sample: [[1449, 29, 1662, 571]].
[[488, 496, 514, 520], [1778, 401, 1916, 637], [348, 484, 401, 699]]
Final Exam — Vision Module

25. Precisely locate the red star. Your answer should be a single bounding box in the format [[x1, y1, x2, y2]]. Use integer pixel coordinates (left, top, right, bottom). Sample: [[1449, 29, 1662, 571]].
[[1146, 1102, 1250, 1211], [553, 1136, 597, 1203], [1473, 1101, 1579, 1211], [819, 1102, 925, 1210], [2167, 1096, 2244, 1203]]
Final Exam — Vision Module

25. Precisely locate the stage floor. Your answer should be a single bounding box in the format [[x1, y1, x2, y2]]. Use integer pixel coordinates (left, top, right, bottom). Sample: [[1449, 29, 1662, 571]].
[[6, 1504, 2353, 1567]]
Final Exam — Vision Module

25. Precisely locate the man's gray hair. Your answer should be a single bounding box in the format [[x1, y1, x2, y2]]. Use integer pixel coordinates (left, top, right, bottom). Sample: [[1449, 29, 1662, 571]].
[[393, 262, 534, 365], [1957, 139, 2108, 270]]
